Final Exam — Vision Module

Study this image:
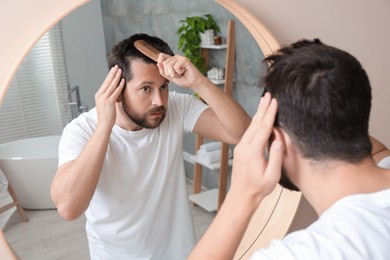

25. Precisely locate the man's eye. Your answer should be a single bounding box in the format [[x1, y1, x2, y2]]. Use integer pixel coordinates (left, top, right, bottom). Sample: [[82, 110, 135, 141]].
[[161, 84, 168, 90], [141, 86, 150, 92]]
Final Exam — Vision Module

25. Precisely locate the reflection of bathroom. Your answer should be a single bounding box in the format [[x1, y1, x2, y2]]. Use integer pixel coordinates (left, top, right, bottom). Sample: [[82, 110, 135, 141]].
[[0, 0, 264, 257], [0, 1, 261, 209]]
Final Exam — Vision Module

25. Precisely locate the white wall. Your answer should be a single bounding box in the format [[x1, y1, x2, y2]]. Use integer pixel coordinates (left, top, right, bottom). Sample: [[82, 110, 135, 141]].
[[60, 0, 108, 110], [236, 0, 390, 146]]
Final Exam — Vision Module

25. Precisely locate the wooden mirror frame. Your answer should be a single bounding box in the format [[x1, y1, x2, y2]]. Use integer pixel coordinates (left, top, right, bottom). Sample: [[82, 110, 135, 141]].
[[214, 1, 316, 259], [0, 0, 90, 103], [0, 1, 315, 259]]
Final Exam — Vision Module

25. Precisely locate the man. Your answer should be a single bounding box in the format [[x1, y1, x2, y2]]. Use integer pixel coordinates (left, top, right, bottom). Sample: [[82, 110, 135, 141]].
[[189, 39, 390, 259], [50, 33, 250, 259]]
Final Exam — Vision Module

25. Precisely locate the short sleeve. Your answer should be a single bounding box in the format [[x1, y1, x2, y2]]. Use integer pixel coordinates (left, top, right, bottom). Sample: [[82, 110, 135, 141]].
[[168, 92, 209, 133], [58, 110, 97, 166]]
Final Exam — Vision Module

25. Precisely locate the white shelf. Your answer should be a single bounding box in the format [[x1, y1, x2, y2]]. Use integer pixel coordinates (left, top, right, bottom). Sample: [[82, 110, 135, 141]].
[[208, 78, 225, 85], [189, 189, 218, 212], [200, 44, 227, 49], [183, 151, 233, 170]]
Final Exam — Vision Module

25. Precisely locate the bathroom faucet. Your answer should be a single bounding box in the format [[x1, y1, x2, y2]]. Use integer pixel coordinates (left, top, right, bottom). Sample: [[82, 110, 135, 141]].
[[68, 85, 88, 119]]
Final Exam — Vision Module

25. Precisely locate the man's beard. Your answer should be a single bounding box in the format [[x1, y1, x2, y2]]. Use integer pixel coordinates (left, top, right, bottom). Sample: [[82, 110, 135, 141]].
[[122, 100, 166, 129], [279, 167, 300, 191]]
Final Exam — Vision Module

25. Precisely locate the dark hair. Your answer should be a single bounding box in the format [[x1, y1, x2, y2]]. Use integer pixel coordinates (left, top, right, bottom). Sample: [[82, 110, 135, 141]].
[[108, 33, 174, 82], [263, 39, 372, 162]]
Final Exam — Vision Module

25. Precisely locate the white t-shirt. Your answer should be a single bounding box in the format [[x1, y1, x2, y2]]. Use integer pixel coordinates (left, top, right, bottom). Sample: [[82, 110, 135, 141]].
[[378, 156, 390, 169], [251, 188, 390, 260], [59, 92, 208, 260]]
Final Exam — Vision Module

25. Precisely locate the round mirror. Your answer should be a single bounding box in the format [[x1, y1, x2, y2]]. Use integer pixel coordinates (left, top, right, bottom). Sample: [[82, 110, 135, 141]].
[[0, 0, 315, 259]]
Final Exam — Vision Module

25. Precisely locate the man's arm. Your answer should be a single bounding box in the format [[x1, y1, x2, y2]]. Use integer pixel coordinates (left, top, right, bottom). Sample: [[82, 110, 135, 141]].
[[50, 66, 124, 221], [158, 54, 251, 144], [188, 93, 284, 259]]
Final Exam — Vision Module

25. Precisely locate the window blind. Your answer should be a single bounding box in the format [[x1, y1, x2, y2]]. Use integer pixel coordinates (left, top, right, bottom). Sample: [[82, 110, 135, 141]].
[[0, 24, 72, 144]]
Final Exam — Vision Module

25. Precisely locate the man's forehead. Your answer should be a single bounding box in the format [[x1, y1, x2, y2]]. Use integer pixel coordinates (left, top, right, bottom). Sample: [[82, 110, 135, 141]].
[[127, 61, 168, 87]]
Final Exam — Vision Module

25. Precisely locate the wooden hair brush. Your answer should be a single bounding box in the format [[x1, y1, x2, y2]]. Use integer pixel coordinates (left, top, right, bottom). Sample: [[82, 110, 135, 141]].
[[133, 40, 162, 62]]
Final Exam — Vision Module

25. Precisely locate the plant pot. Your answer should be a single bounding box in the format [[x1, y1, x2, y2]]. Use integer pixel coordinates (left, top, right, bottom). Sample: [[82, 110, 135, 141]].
[[200, 29, 215, 46]]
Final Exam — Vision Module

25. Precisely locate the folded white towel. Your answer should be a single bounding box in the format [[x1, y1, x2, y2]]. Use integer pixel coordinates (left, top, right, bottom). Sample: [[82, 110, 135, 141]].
[[199, 142, 221, 152], [198, 148, 232, 164]]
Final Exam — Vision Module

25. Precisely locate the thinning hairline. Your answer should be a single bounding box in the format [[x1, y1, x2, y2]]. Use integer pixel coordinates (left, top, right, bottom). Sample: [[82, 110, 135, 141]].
[[133, 79, 169, 88], [125, 56, 157, 81]]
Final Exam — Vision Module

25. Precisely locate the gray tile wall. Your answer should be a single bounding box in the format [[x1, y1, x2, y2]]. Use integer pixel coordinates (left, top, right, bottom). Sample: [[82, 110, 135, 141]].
[[100, 0, 266, 189]]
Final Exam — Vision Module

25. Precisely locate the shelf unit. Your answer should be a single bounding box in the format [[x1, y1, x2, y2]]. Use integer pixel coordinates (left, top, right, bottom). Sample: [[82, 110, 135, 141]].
[[190, 20, 235, 212], [184, 151, 233, 212], [184, 151, 233, 171], [202, 43, 228, 85]]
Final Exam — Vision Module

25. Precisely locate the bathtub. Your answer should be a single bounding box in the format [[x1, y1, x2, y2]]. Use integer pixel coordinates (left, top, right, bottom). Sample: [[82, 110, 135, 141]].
[[0, 135, 60, 209]]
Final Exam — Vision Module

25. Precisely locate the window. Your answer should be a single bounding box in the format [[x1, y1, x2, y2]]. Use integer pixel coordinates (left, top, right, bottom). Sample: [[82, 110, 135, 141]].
[[0, 24, 71, 144]]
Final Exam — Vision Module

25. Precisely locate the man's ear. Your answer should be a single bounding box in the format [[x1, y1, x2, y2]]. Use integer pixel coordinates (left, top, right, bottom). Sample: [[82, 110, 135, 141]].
[[275, 127, 298, 158], [267, 127, 285, 156], [273, 127, 285, 148]]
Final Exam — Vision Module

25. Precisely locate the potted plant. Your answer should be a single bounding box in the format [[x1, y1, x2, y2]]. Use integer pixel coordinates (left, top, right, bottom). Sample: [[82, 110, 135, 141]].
[[177, 14, 220, 74]]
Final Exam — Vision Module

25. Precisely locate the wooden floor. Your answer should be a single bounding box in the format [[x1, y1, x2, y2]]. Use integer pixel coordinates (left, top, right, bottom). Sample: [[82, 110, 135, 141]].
[[0, 181, 215, 260]]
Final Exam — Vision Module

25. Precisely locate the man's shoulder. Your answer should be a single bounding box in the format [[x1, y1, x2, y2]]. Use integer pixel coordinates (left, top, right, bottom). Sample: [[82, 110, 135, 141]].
[[168, 91, 196, 108], [66, 107, 98, 129], [169, 91, 192, 100]]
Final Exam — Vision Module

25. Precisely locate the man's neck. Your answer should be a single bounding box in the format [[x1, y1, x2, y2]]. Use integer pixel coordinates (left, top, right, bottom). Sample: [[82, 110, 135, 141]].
[[299, 157, 390, 215]]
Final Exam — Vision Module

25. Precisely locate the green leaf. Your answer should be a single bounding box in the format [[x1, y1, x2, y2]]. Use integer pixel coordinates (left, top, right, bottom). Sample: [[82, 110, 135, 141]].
[[176, 14, 220, 75]]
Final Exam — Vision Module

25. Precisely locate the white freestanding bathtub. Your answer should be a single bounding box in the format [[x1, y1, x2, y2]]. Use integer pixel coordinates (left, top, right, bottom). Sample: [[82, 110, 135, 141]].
[[0, 135, 60, 209]]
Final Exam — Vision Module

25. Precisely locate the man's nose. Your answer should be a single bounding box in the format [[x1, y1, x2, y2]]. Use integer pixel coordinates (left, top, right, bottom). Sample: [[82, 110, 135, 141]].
[[152, 91, 164, 106]]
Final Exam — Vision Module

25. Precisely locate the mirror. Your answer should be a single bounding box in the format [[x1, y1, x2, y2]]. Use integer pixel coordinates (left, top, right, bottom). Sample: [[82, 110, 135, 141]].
[[0, 0, 313, 259]]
